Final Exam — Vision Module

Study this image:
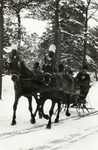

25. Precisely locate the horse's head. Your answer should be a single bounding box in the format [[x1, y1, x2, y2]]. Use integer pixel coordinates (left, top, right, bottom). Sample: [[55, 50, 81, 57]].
[[10, 59, 21, 81], [43, 63, 54, 86], [10, 50, 21, 81], [43, 72, 52, 86]]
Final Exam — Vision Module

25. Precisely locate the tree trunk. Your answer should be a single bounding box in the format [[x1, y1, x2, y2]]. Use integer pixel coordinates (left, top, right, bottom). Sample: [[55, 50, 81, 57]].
[[82, 0, 91, 67], [0, 0, 4, 99], [16, 11, 21, 50], [54, 0, 61, 67], [83, 7, 88, 66]]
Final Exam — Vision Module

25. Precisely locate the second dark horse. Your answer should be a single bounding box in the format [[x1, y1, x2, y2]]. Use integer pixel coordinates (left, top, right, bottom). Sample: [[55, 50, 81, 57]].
[[37, 63, 74, 129]]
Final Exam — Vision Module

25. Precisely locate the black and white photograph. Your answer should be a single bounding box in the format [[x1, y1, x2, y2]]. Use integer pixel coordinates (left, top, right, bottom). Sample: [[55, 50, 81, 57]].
[[0, 0, 98, 150]]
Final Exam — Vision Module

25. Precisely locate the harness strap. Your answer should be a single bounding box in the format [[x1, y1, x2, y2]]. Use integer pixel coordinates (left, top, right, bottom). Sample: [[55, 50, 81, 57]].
[[11, 73, 20, 80], [44, 72, 52, 76]]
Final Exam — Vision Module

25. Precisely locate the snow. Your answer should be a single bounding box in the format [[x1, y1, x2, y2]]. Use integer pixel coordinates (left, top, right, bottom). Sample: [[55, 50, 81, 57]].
[[0, 75, 98, 150], [21, 19, 47, 37]]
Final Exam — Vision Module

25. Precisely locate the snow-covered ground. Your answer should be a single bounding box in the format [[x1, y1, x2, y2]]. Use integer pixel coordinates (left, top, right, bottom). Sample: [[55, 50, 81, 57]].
[[0, 75, 98, 150]]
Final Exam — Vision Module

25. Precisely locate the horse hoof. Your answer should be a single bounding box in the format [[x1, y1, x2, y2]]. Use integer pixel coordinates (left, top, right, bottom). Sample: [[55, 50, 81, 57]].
[[46, 125, 51, 129], [30, 119, 36, 124], [54, 119, 59, 123], [11, 120, 16, 125], [44, 114, 49, 120], [66, 112, 71, 116], [39, 115, 42, 119], [45, 115, 49, 120]]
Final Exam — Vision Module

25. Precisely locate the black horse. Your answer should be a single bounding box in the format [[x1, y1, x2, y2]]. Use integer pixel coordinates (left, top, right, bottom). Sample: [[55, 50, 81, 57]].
[[38, 63, 74, 129], [10, 50, 43, 125]]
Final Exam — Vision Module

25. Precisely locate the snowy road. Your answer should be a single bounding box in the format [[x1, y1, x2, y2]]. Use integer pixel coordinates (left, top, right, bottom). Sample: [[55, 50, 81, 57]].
[[0, 76, 98, 150]]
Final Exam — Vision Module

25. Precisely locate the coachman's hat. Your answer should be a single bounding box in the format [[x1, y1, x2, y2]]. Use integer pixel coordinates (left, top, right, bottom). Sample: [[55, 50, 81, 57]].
[[49, 44, 56, 53]]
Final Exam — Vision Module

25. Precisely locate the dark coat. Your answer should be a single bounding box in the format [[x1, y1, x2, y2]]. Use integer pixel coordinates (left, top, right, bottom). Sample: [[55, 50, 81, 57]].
[[75, 71, 90, 85]]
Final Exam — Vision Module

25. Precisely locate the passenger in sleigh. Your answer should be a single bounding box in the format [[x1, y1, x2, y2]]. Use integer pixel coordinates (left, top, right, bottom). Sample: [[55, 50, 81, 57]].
[[57, 63, 66, 88], [58, 63, 64, 78], [75, 65, 91, 103]]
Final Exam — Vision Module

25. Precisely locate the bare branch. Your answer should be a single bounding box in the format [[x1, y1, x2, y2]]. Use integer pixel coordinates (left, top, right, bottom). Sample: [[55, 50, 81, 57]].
[[88, 9, 98, 20]]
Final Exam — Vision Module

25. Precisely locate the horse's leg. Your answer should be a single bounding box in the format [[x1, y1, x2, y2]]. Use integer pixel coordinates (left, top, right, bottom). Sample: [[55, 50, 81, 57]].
[[34, 95, 42, 118], [34, 105, 38, 117], [34, 103, 42, 118], [33, 95, 39, 117], [38, 105, 43, 118], [46, 101, 55, 129], [55, 100, 61, 123], [40, 98, 49, 120], [66, 94, 71, 116], [11, 92, 20, 125], [27, 96, 36, 124]]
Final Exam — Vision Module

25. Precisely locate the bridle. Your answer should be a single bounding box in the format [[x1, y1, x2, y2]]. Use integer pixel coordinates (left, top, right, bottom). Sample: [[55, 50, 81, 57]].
[[10, 59, 21, 81]]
